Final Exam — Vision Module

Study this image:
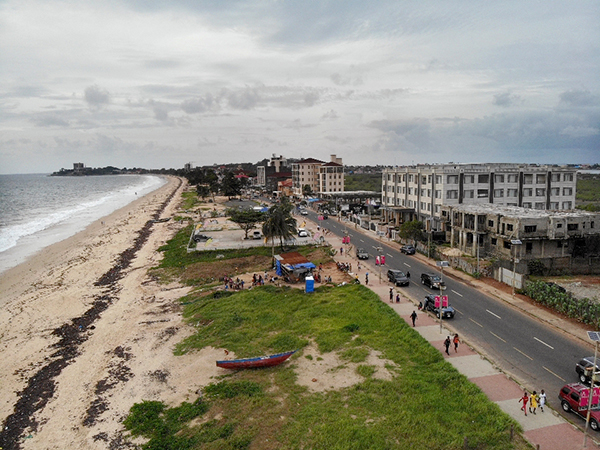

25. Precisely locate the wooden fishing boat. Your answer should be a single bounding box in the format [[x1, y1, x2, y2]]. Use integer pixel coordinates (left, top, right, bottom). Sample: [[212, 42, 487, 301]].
[[216, 350, 297, 369]]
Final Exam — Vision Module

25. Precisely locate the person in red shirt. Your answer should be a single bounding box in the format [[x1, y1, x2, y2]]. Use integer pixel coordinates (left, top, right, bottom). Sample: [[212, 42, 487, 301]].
[[519, 391, 529, 416]]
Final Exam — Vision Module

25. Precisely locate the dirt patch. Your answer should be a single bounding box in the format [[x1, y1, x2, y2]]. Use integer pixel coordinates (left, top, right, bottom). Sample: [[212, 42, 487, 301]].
[[294, 343, 397, 393]]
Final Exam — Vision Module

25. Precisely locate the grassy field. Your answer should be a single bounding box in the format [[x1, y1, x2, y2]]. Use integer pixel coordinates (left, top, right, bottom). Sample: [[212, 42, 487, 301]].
[[125, 227, 530, 450]]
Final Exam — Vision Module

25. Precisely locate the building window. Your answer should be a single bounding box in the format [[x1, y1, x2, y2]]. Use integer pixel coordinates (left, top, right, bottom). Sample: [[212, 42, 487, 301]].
[[523, 202, 532, 208], [435, 205, 440, 213], [557, 223, 563, 229], [428, 175, 432, 183], [464, 190, 474, 198], [494, 174, 505, 183], [536, 174, 546, 184], [551, 187, 560, 196], [488, 220, 494, 227], [591, 221, 595, 229], [563, 187, 573, 196], [422, 176, 427, 184], [523, 188, 533, 197], [568, 223, 578, 231], [507, 189, 518, 197], [465, 175, 474, 183], [446, 190, 458, 199], [507, 224, 514, 232], [536, 188, 546, 197], [524, 174, 533, 184], [477, 189, 488, 198], [491, 238, 497, 245], [494, 189, 504, 198], [478, 174, 489, 183], [535, 202, 545, 210], [550, 202, 559, 209], [435, 175, 442, 184], [524, 225, 537, 233], [526, 242, 533, 254], [562, 201, 572, 209], [421, 189, 426, 196], [508, 174, 518, 183], [447, 175, 458, 184], [435, 190, 441, 198], [504, 241, 511, 249], [551, 173, 560, 182], [564, 173, 574, 181]]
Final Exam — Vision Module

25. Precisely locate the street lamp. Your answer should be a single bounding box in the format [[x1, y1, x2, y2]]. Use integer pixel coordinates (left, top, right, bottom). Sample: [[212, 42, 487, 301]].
[[436, 260, 449, 334], [510, 239, 522, 297], [376, 246, 383, 284], [584, 331, 600, 448]]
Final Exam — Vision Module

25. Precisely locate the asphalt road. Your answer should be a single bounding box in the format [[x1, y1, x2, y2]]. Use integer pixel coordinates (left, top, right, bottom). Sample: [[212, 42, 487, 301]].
[[309, 211, 594, 415]]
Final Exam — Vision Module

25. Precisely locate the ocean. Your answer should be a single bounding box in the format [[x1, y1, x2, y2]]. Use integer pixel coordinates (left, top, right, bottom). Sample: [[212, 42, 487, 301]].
[[0, 173, 166, 275]]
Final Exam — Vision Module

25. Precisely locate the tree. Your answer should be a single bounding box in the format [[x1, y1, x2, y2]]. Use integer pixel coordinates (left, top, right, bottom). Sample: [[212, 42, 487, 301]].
[[302, 184, 313, 197], [228, 209, 265, 239], [262, 197, 297, 254], [399, 220, 425, 242], [221, 171, 242, 199], [196, 184, 211, 200]]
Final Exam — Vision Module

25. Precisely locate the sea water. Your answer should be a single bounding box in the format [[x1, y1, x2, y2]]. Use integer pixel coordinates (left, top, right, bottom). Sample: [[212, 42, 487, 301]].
[[0, 173, 166, 274]]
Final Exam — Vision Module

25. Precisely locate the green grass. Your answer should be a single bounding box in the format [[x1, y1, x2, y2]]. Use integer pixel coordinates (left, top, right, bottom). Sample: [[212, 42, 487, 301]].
[[123, 225, 529, 449]]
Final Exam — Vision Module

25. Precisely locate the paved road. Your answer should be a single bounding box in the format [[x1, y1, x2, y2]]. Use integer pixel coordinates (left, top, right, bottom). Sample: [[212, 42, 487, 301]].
[[311, 211, 594, 416]]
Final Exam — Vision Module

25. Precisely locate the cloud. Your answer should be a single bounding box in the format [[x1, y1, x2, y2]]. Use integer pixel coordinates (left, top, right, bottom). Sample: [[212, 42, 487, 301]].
[[322, 109, 339, 120], [493, 92, 522, 107], [559, 89, 598, 107], [84, 85, 110, 109], [31, 115, 70, 127], [181, 94, 215, 114]]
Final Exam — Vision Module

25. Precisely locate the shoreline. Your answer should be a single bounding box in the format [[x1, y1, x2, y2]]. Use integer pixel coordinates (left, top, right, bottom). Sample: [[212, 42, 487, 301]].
[[0, 176, 224, 450]]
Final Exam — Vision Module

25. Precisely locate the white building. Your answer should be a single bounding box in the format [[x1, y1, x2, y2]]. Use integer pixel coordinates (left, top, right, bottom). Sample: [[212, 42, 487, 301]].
[[292, 154, 345, 196], [381, 163, 578, 231]]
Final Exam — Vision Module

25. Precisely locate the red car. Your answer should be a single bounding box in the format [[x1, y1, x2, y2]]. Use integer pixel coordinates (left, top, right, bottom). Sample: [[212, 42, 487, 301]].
[[559, 383, 600, 431]]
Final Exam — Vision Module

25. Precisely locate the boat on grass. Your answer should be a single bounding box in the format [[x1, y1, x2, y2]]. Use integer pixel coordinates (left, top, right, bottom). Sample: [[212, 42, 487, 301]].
[[216, 350, 297, 369]]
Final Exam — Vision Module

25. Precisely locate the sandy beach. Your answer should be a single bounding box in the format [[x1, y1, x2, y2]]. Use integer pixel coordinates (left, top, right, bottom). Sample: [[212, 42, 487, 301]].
[[0, 176, 227, 450]]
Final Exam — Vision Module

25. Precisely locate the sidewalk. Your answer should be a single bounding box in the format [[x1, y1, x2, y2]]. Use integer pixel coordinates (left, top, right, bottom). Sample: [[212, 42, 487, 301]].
[[322, 223, 600, 450]]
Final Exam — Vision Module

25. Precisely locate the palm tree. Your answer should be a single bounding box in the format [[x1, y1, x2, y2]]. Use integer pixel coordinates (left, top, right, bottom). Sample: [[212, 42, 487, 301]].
[[262, 197, 297, 255]]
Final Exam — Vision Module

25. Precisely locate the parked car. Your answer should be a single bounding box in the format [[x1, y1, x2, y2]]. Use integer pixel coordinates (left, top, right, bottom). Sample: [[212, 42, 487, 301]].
[[423, 294, 455, 319], [421, 273, 446, 289], [298, 228, 308, 237], [300, 210, 308, 215], [252, 230, 262, 239], [322, 214, 328, 219], [356, 248, 369, 260], [400, 245, 416, 255], [576, 357, 600, 385], [193, 233, 210, 242], [559, 383, 600, 431], [387, 269, 409, 287]]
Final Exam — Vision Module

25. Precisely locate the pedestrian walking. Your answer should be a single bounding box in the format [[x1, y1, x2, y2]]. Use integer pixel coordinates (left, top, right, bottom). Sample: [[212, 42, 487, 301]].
[[453, 334, 460, 353], [539, 389, 546, 412], [406, 271, 410, 279], [529, 391, 538, 414], [365, 272, 369, 285], [444, 336, 451, 355], [396, 294, 400, 303], [340, 247, 344, 256], [375, 255, 380, 266], [410, 310, 417, 327], [389, 288, 394, 303], [519, 391, 529, 416]]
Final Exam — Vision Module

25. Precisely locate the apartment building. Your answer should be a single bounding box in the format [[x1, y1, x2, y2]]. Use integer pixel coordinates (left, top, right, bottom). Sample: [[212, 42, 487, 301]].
[[381, 164, 577, 230], [292, 154, 345, 196]]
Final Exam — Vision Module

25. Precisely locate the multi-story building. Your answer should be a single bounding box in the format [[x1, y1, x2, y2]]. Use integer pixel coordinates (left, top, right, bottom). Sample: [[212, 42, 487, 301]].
[[381, 164, 577, 231], [292, 155, 345, 196]]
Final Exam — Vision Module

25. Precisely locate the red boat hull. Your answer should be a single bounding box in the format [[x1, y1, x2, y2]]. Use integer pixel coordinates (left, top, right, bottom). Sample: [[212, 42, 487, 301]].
[[216, 350, 297, 369]]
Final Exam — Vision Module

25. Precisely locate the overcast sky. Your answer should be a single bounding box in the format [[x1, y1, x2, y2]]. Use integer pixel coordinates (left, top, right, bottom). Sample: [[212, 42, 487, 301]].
[[1, 0, 598, 174]]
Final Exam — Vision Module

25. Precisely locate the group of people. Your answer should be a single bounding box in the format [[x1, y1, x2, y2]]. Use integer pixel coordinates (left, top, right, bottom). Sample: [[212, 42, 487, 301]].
[[251, 273, 268, 286], [336, 261, 352, 272], [389, 288, 401, 304], [519, 390, 547, 415], [223, 276, 244, 290], [443, 334, 461, 355]]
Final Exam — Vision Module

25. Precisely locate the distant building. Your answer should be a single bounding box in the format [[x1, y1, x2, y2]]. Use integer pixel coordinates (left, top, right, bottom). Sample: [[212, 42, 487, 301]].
[[292, 154, 345, 196], [381, 163, 578, 231], [73, 162, 85, 172]]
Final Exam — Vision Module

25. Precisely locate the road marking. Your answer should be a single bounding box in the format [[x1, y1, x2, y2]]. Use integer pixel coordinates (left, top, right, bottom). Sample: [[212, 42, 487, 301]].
[[490, 331, 506, 343], [386, 253, 393, 258], [513, 347, 533, 360], [534, 337, 554, 350], [543, 366, 566, 381], [360, 239, 365, 243], [451, 290, 463, 297], [469, 318, 483, 328], [486, 309, 502, 319], [404, 263, 411, 268]]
